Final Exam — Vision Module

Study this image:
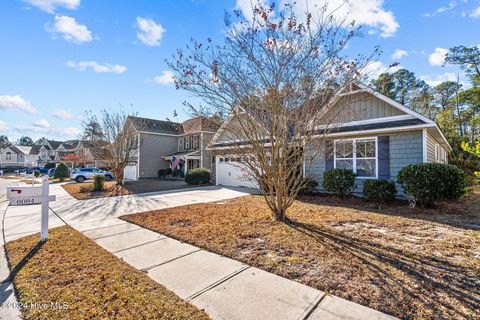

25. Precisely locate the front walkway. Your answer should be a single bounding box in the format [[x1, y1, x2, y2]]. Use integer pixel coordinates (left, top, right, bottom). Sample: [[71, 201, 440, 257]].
[[1, 183, 397, 320]]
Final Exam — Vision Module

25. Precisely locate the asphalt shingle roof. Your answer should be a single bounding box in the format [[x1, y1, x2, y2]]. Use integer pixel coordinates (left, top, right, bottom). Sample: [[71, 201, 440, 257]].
[[128, 116, 184, 135]]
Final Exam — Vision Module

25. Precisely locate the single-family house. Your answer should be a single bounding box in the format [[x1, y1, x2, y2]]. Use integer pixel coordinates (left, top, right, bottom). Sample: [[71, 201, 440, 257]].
[[0, 145, 41, 169], [208, 83, 451, 197], [123, 116, 219, 180]]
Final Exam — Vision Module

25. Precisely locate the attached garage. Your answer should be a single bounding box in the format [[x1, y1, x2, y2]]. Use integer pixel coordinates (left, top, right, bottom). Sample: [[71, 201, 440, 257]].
[[216, 157, 258, 188], [123, 162, 138, 181]]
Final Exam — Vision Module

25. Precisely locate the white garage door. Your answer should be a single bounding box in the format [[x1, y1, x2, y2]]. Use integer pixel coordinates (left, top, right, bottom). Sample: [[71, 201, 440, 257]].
[[216, 158, 258, 188], [123, 162, 138, 181]]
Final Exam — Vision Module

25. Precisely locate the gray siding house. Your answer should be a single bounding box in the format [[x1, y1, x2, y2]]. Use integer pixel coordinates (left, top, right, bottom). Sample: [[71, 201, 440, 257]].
[[124, 116, 219, 180], [208, 83, 451, 197]]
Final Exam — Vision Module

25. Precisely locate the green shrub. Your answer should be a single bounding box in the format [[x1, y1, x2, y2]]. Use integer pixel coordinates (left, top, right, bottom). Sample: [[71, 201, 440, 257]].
[[44, 162, 56, 169], [298, 177, 319, 195], [158, 169, 166, 178], [363, 180, 396, 203], [55, 162, 69, 181], [33, 170, 41, 178], [397, 163, 466, 208], [172, 168, 184, 178], [322, 169, 356, 197], [158, 168, 174, 179], [93, 174, 106, 192], [185, 168, 210, 185]]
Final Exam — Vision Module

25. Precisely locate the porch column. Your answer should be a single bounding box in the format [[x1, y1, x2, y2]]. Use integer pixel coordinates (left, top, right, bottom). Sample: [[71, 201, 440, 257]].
[[184, 157, 188, 175]]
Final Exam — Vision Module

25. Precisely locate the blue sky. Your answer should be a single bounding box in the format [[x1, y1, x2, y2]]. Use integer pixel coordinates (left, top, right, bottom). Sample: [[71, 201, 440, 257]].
[[0, 0, 479, 142]]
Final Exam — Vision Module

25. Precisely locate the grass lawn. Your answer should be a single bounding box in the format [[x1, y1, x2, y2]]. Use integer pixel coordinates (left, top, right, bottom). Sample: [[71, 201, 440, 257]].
[[4, 226, 210, 320], [121, 188, 480, 320], [62, 179, 198, 200]]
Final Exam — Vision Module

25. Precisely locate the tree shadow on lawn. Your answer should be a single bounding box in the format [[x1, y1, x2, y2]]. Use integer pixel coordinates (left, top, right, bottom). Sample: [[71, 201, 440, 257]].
[[285, 217, 479, 319], [296, 190, 480, 231], [1, 240, 45, 303]]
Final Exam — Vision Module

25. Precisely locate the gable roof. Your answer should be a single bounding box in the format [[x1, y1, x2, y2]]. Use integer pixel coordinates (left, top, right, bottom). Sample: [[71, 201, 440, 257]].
[[209, 82, 452, 151], [29, 145, 41, 155], [46, 140, 63, 149], [128, 116, 184, 135]]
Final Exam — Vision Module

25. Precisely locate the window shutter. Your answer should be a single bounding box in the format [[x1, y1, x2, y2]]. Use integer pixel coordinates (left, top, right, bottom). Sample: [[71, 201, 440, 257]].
[[378, 136, 390, 180], [325, 140, 334, 171]]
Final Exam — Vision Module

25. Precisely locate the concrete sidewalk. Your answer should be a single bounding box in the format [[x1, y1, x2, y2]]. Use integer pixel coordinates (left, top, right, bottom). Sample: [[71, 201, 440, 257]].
[[81, 218, 397, 320], [1, 183, 397, 320]]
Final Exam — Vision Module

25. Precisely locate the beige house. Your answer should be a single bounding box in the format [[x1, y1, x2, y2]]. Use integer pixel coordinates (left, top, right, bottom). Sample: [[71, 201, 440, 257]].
[[124, 116, 219, 180], [0, 145, 41, 169]]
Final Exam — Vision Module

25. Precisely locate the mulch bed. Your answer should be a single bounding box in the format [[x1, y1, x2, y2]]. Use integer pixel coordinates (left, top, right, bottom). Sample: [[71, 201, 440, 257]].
[[62, 179, 200, 200], [121, 188, 480, 320], [4, 226, 210, 320]]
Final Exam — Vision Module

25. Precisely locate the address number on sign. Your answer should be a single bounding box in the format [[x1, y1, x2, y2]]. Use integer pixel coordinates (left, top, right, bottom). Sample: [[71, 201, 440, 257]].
[[12, 198, 37, 205]]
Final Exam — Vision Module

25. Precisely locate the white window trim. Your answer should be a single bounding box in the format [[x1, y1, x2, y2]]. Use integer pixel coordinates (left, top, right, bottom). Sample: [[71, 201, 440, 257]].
[[333, 137, 378, 179]]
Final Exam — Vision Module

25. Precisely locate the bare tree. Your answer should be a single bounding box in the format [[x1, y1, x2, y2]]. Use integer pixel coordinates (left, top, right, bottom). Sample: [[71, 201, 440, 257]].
[[85, 109, 142, 186], [168, 1, 375, 221]]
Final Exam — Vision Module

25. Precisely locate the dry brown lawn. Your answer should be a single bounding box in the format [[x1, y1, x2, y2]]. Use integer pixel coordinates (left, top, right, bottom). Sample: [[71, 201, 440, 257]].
[[62, 179, 195, 200], [122, 188, 480, 320], [4, 226, 210, 320]]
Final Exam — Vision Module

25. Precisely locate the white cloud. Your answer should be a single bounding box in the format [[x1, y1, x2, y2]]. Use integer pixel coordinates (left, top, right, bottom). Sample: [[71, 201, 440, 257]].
[[0, 120, 7, 132], [52, 109, 78, 120], [23, 0, 80, 13], [15, 125, 80, 138], [149, 71, 175, 85], [48, 127, 81, 136], [235, 0, 271, 21], [429, 47, 448, 66], [67, 61, 127, 73], [33, 118, 50, 128], [136, 17, 165, 46], [0, 95, 37, 114], [362, 60, 401, 80], [239, 0, 399, 37], [423, 1, 457, 17], [470, 6, 480, 18], [392, 49, 408, 60], [46, 15, 92, 44], [420, 72, 461, 87]]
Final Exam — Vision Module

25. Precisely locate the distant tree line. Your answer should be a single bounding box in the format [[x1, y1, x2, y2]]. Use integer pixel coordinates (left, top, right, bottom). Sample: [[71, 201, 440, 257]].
[[370, 45, 480, 178]]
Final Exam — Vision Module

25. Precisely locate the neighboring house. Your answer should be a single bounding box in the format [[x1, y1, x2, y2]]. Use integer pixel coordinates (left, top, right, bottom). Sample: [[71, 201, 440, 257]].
[[208, 83, 451, 197], [124, 116, 219, 180], [0, 145, 41, 168]]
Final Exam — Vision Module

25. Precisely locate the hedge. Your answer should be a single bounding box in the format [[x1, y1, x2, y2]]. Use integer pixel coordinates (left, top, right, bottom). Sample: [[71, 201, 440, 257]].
[[322, 169, 356, 197], [397, 163, 466, 207], [185, 168, 210, 185], [363, 179, 396, 203]]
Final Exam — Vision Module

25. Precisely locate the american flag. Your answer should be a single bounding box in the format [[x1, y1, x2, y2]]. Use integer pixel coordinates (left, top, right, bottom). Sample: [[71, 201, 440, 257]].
[[171, 155, 180, 169]]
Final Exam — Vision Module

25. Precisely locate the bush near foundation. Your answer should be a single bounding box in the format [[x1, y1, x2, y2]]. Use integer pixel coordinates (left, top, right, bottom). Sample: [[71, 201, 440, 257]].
[[363, 180, 397, 203], [397, 163, 466, 207], [323, 169, 356, 197], [185, 168, 210, 185]]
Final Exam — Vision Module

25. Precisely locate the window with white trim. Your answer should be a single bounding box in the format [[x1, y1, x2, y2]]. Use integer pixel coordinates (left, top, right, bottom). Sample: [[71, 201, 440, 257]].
[[435, 143, 440, 162], [5, 152, 12, 161], [334, 138, 377, 178]]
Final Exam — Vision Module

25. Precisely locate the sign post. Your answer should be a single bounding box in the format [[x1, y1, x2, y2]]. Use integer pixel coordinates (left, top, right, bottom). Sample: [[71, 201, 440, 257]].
[[7, 175, 56, 241], [41, 176, 49, 241]]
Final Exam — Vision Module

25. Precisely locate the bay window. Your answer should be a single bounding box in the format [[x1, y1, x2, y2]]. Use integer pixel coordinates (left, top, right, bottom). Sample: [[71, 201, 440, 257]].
[[334, 137, 377, 178]]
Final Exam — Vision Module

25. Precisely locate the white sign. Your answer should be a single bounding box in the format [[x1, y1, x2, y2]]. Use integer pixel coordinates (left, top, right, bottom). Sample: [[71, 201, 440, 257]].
[[7, 186, 43, 205], [6, 176, 56, 241]]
